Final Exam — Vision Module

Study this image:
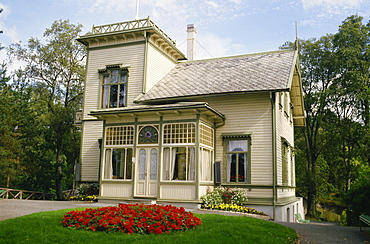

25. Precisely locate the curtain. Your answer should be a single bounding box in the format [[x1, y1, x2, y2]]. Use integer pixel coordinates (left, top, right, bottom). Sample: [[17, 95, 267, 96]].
[[102, 85, 109, 108], [162, 147, 177, 180], [228, 140, 248, 152], [200, 148, 211, 181], [188, 147, 196, 181], [104, 149, 112, 179]]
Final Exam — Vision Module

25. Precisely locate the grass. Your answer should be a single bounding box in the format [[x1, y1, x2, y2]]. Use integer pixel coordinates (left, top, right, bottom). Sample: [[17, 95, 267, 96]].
[[0, 208, 297, 244]]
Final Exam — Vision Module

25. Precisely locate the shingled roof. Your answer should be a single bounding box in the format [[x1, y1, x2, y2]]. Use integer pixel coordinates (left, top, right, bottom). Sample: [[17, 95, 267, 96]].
[[136, 49, 298, 103]]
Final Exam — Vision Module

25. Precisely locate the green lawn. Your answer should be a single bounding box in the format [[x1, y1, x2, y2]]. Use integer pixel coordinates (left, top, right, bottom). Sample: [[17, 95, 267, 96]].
[[0, 209, 297, 244]]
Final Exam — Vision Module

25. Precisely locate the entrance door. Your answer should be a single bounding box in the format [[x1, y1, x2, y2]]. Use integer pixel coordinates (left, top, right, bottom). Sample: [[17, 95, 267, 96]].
[[135, 147, 158, 197]]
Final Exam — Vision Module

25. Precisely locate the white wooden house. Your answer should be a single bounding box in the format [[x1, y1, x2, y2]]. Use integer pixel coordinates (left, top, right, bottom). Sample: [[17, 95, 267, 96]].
[[77, 17, 306, 222]]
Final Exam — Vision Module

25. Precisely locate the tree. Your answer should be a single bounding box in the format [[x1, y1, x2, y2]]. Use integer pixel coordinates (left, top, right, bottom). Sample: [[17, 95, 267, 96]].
[[0, 65, 33, 188], [8, 20, 86, 199], [282, 36, 337, 217], [282, 15, 370, 218]]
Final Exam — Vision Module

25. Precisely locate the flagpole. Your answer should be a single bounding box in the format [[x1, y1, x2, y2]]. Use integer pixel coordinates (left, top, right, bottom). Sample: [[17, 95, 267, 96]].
[[135, 0, 139, 20]]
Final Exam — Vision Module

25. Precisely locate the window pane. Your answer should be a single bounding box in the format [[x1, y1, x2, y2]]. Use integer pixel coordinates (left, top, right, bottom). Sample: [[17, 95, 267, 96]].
[[103, 75, 109, 84], [228, 140, 248, 152], [228, 153, 237, 182], [104, 149, 112, 179], [150, 149, 158, 180], [111, 70, 119, 83], [125, 149, 133, 179], [176, 147, 186, 180], [109, 85, 118, 108], [200, 148, 212, 181], [238, 153, 247, 182], [227, 152, 247, 182], [139, 149, 146, 180], [162, 147, 195, 181], [120, 74, 127, 83], [102, 85, 109, 108], [112, 149, 124, 179], [119, 84, 126, 107]]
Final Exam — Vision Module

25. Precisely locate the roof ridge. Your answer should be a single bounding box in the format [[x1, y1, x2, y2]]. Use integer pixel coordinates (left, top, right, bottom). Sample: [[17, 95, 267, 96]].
[[178, 49, 295, 64]]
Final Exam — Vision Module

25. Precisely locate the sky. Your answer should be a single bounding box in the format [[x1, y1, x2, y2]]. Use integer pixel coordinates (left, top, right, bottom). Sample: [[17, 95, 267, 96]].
[[0, 0, 370, 65]]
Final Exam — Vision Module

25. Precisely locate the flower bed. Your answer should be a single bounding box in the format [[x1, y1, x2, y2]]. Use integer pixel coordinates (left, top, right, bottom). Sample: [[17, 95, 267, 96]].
[[201, 203, 266, 216], [68, 195, 98, 202], [61, 203, 201, 234]]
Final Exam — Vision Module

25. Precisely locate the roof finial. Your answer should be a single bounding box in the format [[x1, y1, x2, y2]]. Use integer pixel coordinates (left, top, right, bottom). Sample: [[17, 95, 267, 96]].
[[295, 21, 299, 51]]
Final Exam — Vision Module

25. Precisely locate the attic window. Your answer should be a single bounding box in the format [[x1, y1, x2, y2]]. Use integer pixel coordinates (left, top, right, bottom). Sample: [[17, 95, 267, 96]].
[[100, 66, 129, 108]]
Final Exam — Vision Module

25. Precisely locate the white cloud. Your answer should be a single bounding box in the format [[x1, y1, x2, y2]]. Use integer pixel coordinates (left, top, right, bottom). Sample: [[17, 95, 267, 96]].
[[301, 0, 363, 9], [0, 3, 20, 45], [206, 1, 219, 9]]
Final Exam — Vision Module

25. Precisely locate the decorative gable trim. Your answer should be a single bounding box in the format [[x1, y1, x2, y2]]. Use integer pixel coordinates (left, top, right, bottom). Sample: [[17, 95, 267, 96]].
[[221, 133, 251, 140], [98, 64, 129, 73]]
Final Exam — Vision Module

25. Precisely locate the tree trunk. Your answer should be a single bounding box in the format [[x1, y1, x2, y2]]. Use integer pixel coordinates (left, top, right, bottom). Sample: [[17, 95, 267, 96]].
[[55, 138, 64, 200]]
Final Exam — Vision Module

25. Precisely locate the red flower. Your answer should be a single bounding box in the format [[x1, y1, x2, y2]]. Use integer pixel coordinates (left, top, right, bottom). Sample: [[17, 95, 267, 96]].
[[61, 203, 201, 234]]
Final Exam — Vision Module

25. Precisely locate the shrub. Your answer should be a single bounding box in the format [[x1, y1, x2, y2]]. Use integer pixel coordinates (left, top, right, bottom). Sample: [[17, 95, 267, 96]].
[[201, 187, 247, 206], [69, 183, 99, 202], [75, 183, 99, 196], [61, 203, 201, 234]]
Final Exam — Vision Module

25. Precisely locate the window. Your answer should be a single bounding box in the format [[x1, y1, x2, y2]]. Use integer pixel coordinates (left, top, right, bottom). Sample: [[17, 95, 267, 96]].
[[200, 123, 213, 147], [162, 147, 195, 181], [200, 148, 212, 181], [105, 126, 134, 145], [104, 126, 134, 180], [100, 67, 128, 108], [290, 148, 295, 186], [163, 123, 195, 144], [284, 92, 289, 117], [138, 126, 159, 144], [281, 140, 291, 185], [223, 134, 251, 183], [104, 148, 133, 180]]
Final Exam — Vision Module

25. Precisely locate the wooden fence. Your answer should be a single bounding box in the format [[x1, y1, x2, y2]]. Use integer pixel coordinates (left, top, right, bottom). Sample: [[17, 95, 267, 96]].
[[0, 188, 75, 200]]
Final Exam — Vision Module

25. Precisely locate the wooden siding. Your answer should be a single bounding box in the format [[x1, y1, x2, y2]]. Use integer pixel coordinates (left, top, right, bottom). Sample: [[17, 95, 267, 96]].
[[247, 188, 273, 198], [160, 185, 196, 200], [204, 93, 274, 185], [83, 43, 146, 120], [277, 188, 296, 198], [145, 43, 177, 93], [80, 120, 103, 181], [275, 92, 295, 186], [101, 183, 132, 198]]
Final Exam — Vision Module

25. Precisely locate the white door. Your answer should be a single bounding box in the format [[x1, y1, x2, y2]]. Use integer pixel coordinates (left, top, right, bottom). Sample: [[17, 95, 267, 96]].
[[135, 147, 158, 197]]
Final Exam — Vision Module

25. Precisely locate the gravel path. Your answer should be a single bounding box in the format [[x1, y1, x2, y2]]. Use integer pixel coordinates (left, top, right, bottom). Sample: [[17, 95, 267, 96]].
[[1, 199, 369, 243]]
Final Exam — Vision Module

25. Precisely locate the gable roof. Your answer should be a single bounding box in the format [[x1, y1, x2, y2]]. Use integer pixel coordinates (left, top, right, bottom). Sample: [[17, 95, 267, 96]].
[[136, 49, 297, 103]]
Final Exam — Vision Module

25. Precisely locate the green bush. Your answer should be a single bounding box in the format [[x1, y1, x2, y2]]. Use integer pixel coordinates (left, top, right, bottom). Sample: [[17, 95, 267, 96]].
[[201, 187, 247, 206], [344, 165, 370, 226]]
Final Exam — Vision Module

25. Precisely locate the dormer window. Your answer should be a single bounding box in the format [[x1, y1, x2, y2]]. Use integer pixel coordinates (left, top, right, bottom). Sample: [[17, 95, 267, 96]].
[[99, 65, 128, 108]]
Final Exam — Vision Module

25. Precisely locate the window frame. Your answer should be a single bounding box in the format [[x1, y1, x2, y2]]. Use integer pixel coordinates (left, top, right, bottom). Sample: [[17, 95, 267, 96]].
[[222, 134, 251, 184], [99, 65, 128, 109], [104, 147, 133, 180], [103, 125, 135, 181]]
